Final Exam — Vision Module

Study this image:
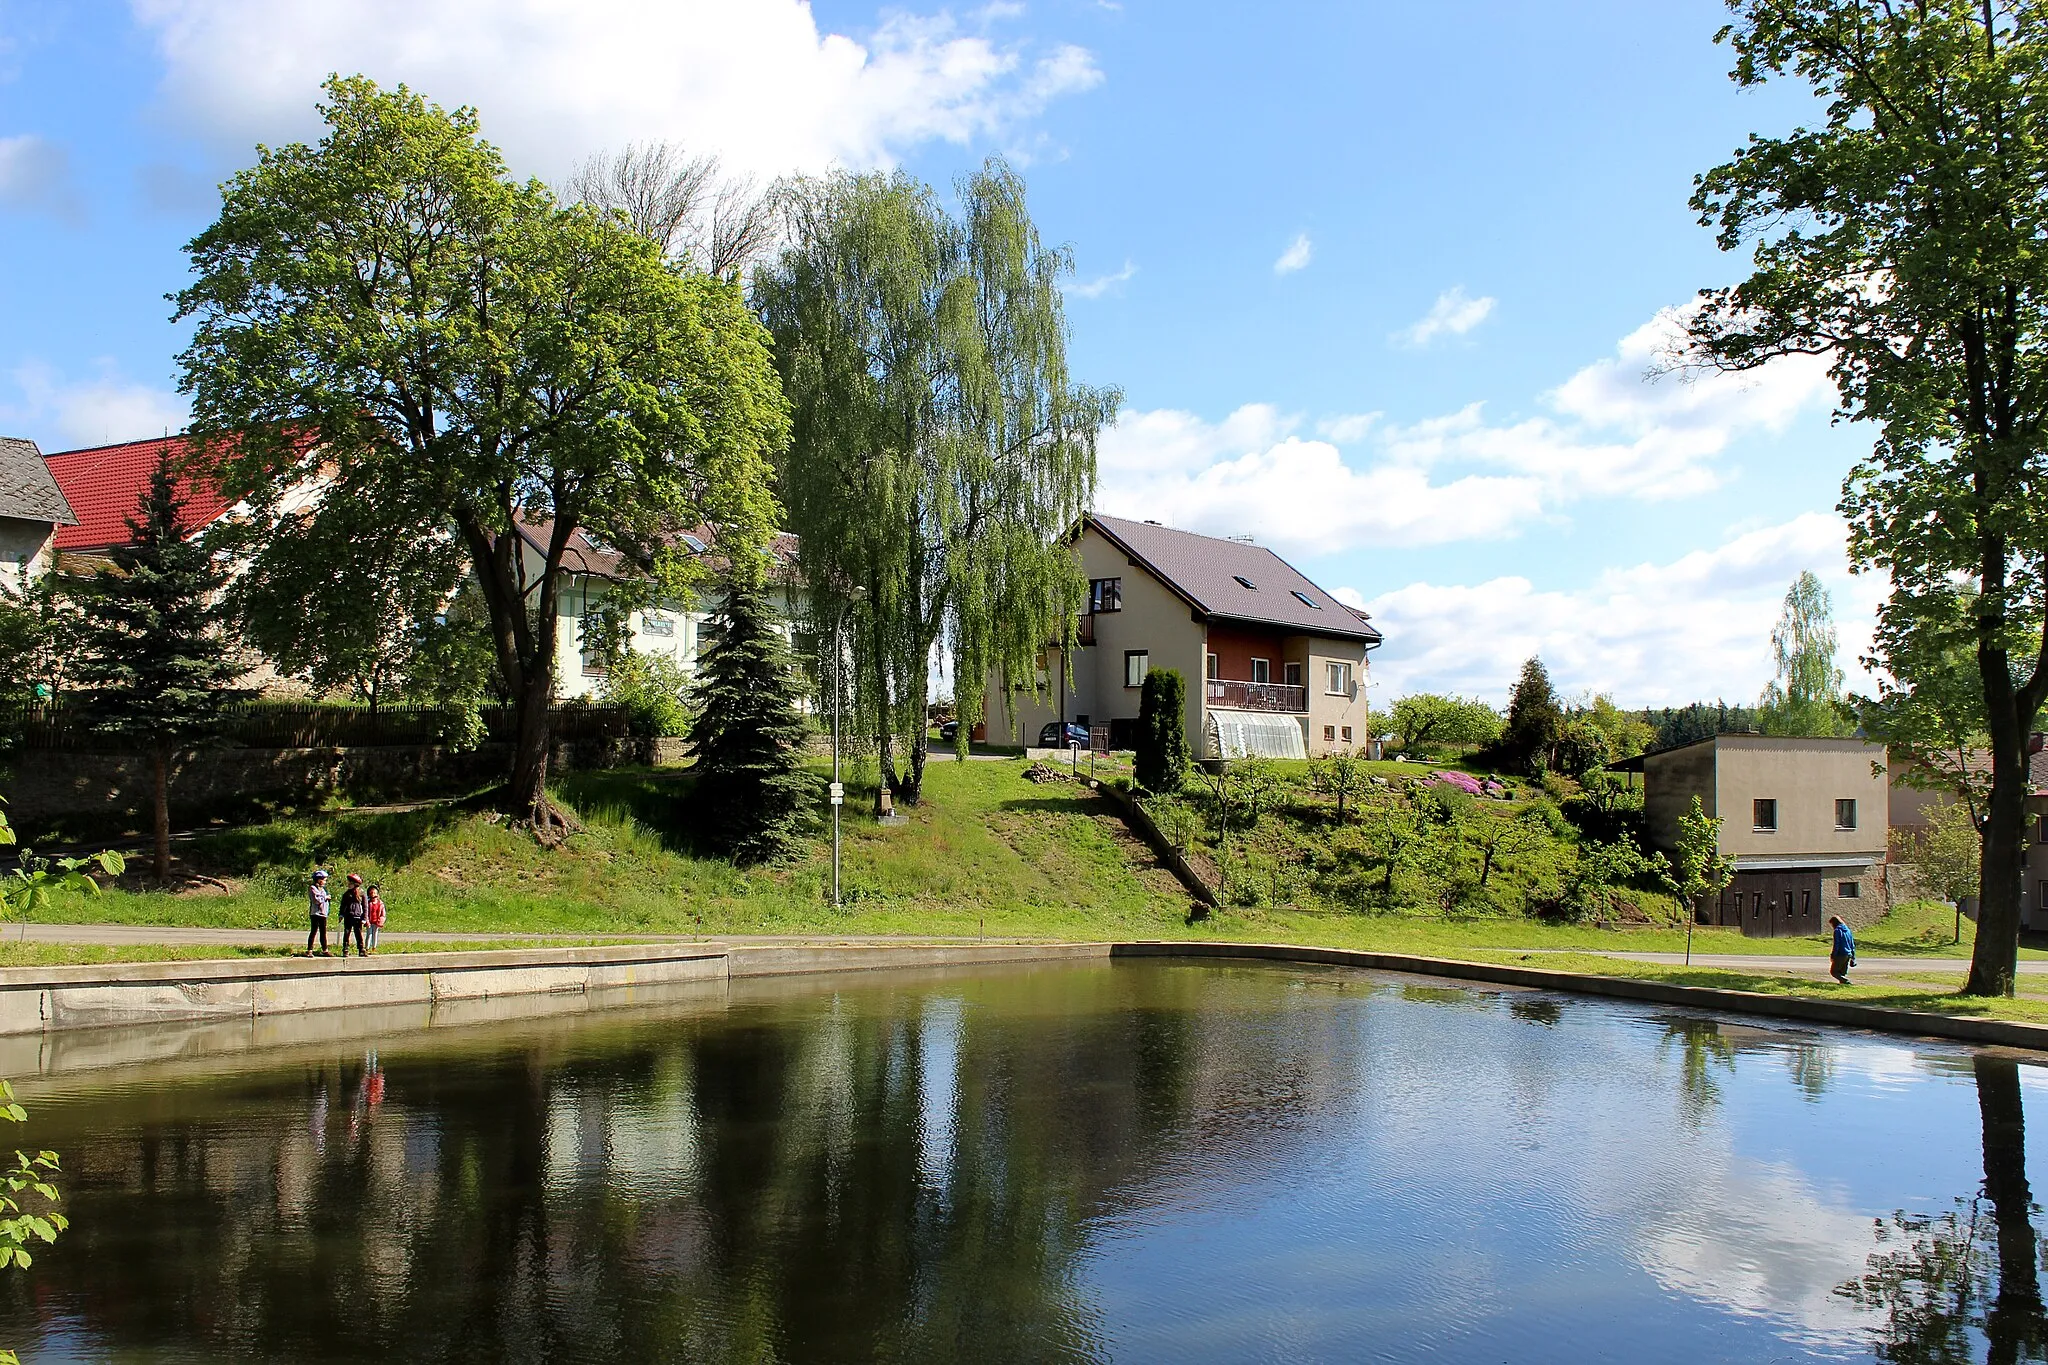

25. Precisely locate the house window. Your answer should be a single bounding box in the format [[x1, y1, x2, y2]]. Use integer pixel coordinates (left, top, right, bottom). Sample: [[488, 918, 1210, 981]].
[[1284, 662, 1303, 687], [1838, 881, 1861, 898], [1327, 662, 1353, 695], [641, 613, 675, 638], [1753, 798, 1778, 832], [1233, 574, 1258, 591], [1124, 650, 1149, 689], [1341, 725, 1352, 744], [1089, 577, 1122, 613], [1835, 798, 1857, 830], [1250, 658, 1271, 684], [1205, 652, 1219, 680], [1291, 590, 1321, 609]]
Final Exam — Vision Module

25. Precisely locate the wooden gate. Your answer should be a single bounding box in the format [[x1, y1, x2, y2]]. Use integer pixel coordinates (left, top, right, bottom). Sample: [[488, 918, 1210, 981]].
[[1714, 871, 1825, 938]]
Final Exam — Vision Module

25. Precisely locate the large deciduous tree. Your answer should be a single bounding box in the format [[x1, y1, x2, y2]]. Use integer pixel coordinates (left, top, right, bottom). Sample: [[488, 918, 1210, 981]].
[[756, 161, 1119, 805], [69, 458, 251, 881], [177, 77, 786, 840], [1687, 0, 2048, 994]]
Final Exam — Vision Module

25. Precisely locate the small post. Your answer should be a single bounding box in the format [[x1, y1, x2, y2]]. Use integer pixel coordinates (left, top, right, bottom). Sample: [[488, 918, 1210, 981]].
[[1685, 897, 1695, 967]]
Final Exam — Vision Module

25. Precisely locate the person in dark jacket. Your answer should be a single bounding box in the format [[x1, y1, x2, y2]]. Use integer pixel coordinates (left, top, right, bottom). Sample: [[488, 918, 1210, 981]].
[[1828, 915, 1856, 984], [338, 873, 371, 959]]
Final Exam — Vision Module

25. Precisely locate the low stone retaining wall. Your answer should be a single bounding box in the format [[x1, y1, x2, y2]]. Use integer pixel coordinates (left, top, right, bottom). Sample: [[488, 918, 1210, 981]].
[[1115, 940, 2048, 1053]]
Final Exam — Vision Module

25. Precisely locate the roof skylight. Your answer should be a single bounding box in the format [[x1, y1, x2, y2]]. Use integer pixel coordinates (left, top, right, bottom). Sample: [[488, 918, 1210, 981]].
[[1233, 574, 1257, 590], [1291, 590, 1322, 609]]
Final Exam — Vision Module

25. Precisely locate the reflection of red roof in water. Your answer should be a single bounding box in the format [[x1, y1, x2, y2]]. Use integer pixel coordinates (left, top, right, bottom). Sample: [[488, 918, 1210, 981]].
[[43, 435, 235, 551]]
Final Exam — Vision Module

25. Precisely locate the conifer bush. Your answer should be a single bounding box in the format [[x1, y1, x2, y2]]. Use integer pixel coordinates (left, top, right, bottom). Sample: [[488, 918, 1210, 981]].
[[1134, 668, 1189, 794], [685, 575, 814, 863]]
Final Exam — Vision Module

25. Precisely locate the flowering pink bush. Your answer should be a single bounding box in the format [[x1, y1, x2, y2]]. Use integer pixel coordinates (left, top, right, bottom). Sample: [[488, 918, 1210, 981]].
[[1421, 770, 1485, 796]]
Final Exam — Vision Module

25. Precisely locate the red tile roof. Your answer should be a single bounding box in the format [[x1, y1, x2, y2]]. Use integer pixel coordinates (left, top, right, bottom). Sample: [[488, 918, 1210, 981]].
[[43, 435, 235, 551]]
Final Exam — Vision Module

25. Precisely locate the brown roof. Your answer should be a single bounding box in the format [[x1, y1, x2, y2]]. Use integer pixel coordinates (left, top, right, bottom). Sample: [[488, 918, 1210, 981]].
[[1087, 513, 1381, 643], [0, 437, 78, 527], [515, 520, 800, 581]]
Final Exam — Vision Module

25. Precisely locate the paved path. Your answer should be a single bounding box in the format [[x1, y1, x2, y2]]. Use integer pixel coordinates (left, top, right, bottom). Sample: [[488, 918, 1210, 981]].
[[1529, 949, 2048, 975], [6, 925, 1043, 950]]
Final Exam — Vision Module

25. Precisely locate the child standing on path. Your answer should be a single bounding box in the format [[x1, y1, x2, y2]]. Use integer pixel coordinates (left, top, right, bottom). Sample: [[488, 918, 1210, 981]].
[[1829, 915, 1856, 985], [338, 873, 370, 959], [306, 869, 331, 956], [365, 884, 385, 953]]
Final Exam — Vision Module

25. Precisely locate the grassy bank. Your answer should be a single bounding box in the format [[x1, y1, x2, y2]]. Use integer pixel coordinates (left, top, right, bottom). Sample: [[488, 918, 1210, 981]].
[[17, 756, 2048, 1024]]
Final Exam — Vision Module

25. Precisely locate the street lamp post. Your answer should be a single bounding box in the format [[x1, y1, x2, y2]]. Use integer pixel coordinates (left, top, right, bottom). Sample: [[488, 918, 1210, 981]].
[[831, 586, 866, 908]]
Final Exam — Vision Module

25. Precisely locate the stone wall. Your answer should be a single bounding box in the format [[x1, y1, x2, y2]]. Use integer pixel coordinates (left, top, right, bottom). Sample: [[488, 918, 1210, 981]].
[[3, 736, 688, 834]]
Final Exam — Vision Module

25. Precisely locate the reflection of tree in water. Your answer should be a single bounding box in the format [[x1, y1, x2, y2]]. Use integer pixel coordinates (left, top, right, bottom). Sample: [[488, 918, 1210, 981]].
[[1837, 1057, 2048, 1363], [1659, 1018, 1738, 1123]]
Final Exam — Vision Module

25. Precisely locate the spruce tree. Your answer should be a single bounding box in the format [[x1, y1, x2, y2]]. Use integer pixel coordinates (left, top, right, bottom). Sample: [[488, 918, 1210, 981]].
[[1135, 668, 1190, 794], [69, 456, 250, 881], [1499, 656, 1562, 776], [686, 573, 813, 863]]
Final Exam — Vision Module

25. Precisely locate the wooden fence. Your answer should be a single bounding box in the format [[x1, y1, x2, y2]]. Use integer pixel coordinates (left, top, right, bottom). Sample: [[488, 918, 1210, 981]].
[[0, 702, 632, 752]]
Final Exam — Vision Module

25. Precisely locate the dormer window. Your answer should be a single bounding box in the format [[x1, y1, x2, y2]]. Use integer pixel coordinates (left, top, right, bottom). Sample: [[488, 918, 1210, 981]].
[[1233, 575, 1257, 590], [1291, 590, 1321, 609]]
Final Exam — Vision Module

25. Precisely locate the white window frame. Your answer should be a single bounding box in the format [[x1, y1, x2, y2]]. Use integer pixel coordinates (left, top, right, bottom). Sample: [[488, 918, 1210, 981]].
[[1326, 661, 1353, 696], [1124, 650, 1149, 689], [1250, 657, 1271, 684]]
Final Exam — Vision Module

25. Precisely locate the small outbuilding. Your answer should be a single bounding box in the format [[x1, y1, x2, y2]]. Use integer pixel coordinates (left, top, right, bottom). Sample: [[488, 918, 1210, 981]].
[[1619, 734, 1889, 936]]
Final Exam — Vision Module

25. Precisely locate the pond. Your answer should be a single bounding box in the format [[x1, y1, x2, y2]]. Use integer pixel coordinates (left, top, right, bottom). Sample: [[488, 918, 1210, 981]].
[[0, 959, 2038, 1363]]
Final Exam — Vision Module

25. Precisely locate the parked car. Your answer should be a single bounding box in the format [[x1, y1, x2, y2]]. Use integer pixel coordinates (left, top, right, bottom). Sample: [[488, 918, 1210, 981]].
[[1038, 721, 1090, 749], [938, 719, 961, 744]]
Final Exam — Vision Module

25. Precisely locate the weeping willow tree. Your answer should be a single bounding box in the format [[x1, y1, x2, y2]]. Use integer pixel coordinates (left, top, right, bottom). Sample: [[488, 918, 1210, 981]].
[[756, 160, 1119, 804]]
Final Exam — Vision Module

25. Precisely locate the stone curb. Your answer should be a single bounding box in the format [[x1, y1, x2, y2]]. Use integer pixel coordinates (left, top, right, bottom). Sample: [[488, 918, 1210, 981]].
[[1112, 941, 2048, 1053]]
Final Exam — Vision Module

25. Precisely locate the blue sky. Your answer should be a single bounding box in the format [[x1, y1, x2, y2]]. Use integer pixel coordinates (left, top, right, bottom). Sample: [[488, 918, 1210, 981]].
[[0, 0, 1877, 705]]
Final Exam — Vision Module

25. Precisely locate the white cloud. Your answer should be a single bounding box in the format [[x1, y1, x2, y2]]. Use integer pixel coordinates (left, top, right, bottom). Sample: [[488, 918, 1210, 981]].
[[1273, 232, 1312, 275], [1096, 302, 1836, 558], [1065, 258, 1136, 299], [1350, 513, 1884, 705], [131, 0, 1103, 181], [1392, 285, 1495, 348], [3, 361, 190, 450], [0, 134, 82, 221]]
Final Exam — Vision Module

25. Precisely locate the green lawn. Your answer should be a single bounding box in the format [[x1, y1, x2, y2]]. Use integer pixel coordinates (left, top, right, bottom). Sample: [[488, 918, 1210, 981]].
[[18, 756, 2048, 1024]]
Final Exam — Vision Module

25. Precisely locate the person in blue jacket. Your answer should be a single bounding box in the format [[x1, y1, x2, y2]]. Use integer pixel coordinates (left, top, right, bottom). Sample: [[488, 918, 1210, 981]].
[[1829, 914, 1856, 985]]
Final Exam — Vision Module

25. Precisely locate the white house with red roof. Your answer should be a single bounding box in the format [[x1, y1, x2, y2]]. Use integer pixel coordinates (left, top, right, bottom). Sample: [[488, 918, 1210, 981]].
[[0, 437, 77, 595], [40, 435, 241, 565]]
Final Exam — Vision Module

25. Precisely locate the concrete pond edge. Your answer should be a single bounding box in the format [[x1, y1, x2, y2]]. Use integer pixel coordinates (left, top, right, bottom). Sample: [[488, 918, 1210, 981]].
[[0, 936, 2042, 1057]]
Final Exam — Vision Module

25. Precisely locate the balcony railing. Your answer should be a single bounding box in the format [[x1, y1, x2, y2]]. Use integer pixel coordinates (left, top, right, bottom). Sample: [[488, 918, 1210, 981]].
[[1206, 679, 1306, 713], [1076, 613, 1096, 645]]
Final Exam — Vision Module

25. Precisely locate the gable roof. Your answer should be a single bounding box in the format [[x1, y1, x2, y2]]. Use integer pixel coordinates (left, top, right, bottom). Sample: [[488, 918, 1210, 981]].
[[515, 520, 801, 582], [1086, 513, 1381, 643], [0, 437, 77, 527], [43, 435, 235, 551]]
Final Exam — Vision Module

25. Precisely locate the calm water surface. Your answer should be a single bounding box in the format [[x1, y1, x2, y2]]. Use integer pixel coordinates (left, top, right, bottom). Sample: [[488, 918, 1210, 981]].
[[0, 959, 2039, 1363]]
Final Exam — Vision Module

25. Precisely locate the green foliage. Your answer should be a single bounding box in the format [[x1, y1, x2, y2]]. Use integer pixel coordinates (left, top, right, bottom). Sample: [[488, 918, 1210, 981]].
[[1134, 668, 1190, 793], [1389, 693, 1502, 755], [1495, 657, 1563, 775], [1309, 747, 1367, 821], [1757, 572, 1853, 736], [686, 577, 814, 863], [1579, 695, 1654, 760], [758, 160, 1119, 803], [1560, 772, 1648, 846], [599, 651, 693, 738], [1895, 800, 1982, 910], [1664, 795, 1734, 925], [177, 76, 786, 830], [0, 800, 124, 922], [1556, 834, 1667, 924], [68, 458, 251, 752], [1689, 1, 2048, 993], [1636, 702, 1763, 750], [225, 485, 467, 712]]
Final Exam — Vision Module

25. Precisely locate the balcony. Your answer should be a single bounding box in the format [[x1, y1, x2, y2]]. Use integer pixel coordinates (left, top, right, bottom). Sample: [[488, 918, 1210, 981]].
[[1206, 679, 1306, 713], [1077, 613, 1095, 645]]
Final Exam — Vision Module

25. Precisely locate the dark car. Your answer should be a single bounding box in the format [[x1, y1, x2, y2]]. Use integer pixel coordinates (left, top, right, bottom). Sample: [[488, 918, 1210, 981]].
[[1038, 721, 1090, 749], [938, 719, 961, 744]]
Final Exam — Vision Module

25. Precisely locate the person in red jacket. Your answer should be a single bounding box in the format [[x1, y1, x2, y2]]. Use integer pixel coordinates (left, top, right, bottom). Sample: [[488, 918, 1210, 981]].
[[365, 883, 386, 953]]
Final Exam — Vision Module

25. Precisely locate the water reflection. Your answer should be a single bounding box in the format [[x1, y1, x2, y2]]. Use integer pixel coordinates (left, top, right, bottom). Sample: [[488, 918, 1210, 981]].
[[0, 963, 2041, 1362], [1840, 1056, 2048, 1363]]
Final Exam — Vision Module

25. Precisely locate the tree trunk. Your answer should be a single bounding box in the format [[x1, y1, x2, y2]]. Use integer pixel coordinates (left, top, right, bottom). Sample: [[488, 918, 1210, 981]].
[[150, 747, 171, 884], [506, 669, 574, 844], [1977, 1055, 2045, 1364], [1968, 728, 2030, 996]]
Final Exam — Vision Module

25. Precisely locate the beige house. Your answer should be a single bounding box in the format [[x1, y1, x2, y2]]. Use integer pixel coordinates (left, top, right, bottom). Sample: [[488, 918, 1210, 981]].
[[0, 437, 76, 596], [1631, 734, 1889, 935], [984, 514, 1381, 759]]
